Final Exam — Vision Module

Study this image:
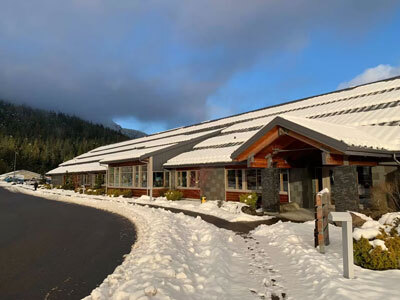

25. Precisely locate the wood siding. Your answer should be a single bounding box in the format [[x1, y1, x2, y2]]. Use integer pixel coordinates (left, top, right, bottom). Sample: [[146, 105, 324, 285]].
[[178, 189, 201, 199]]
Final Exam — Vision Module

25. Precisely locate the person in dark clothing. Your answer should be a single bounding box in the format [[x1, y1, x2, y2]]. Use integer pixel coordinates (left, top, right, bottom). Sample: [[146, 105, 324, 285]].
[[34, 181, 38, 191]]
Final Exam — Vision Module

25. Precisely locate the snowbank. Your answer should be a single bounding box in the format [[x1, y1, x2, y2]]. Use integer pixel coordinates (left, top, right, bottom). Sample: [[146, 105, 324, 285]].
[[127, 195, 275, 222], [251, 221, 400, 300], [2, 183, 282, 300]]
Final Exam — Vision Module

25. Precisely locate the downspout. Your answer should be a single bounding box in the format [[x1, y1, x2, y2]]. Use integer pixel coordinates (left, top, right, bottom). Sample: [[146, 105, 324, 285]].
[[394, 153, 400, 166]]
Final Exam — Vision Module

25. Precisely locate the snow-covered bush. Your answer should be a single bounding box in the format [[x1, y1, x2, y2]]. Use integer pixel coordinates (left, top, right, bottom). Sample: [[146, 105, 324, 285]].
[[85, 188, 105, 195], [165, 190, 183, 201], [239, 192, 258, 209], [353, 216, 400, 270]]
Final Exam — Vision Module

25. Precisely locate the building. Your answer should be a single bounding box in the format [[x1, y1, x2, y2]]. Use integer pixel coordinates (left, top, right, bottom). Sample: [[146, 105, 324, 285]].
[[47, 76, 400, 212]]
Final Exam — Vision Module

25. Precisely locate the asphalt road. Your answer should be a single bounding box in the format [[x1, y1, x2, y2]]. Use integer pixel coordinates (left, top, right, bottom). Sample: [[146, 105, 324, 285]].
[[0, 187, 136, 300]]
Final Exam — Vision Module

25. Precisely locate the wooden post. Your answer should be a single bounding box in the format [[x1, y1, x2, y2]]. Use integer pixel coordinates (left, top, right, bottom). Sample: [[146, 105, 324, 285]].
[[314, 189, 330, 253]]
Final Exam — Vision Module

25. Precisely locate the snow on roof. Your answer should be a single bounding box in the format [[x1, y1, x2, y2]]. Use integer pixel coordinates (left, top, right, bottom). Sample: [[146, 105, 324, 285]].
[[164, 146, 241, 167], [194, 131, 259, 148], [49, 77, 400, 173], [78, 130, 218, 159], [278, 115, 398, 151], [47, 162, 106, 175], [100, 144, 177, 164]]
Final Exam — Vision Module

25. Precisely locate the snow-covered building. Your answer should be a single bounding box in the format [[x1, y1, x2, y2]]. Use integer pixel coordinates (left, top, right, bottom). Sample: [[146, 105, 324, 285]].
[[47, 76, 400, 212]]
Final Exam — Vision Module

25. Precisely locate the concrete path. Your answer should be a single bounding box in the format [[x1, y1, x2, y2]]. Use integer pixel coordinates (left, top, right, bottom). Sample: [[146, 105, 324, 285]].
[[0, 187, 136, 300]]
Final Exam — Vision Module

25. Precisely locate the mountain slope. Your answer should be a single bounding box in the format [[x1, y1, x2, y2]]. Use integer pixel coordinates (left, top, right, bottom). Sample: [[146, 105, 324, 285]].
[[102, 121, 147, 139], [0, 100, 133, 175]]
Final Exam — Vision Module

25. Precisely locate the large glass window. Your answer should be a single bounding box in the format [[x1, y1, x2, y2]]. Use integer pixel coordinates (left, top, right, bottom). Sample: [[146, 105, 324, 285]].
[[227, 170, 236, 189], [246, 169, 258, 190], [141, 165, 147, 188], [189, 171, 198, 187], [121, 166, 133, 187], [153, 172, 164, 187], [108, 167, 114, 186], [280, 170, 289, 193], [177, 171, 198, 187], [246, 169, 262, 190], [114, 167, 120, 187], [134, 166, 139, 187], [237, 170, 243, 189], [164, 171, 170, 188]]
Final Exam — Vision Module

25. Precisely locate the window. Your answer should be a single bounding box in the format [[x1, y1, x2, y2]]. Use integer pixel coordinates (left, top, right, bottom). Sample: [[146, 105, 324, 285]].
[[121, 166, 133, 187], [141, 165, 147, 188], [153, 171, 171, 188], [177, 170, 199, 188], [114, 167, 120, 187], [280, 169, 289, 193], [134, 166, 139, 187], [189, 170, 198, 188], [108, 167, 114, 186], [83, 174, 89, 185], [153, 172, 164, 187], [246, 169, 258, 190], [227, 170, 237, 189], [177, 171, 187, 187], [164, 171, 170, 188], [226, 169, 244, 190]]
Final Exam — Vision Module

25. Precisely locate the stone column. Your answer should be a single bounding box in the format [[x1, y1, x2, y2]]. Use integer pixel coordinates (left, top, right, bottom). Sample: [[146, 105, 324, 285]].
[[331, 165, 359, 212], [261, 168, 280, 212]]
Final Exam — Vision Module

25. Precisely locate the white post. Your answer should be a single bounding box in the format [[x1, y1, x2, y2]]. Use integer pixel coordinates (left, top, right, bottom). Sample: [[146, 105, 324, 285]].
[[328, 212, 354, 279], [148, 156, 153, 200]]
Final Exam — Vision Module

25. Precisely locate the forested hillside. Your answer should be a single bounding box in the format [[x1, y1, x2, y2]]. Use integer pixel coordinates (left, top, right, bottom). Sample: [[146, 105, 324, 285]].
[[0, 100, 133, 175]]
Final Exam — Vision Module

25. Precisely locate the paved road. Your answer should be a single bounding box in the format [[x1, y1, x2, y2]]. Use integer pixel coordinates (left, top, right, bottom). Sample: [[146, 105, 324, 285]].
[[0, 187, 136, 300]]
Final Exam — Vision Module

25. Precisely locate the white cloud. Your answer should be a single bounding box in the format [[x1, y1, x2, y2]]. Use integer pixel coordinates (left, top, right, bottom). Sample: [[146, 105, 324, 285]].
[[338, 64, 400, 89]]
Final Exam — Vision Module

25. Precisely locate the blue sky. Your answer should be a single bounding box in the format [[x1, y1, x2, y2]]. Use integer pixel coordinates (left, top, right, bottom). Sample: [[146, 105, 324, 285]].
[[1, 1, 400, 134]]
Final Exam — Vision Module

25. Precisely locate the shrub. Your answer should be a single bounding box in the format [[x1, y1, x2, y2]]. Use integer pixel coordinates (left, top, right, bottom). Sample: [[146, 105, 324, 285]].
[[121, 190, 133, 198], [106, 189, 132, 198], [165, 190, 183, 201], [85, 188, 105, 196], [157, 189, 168, 197], [42, 184, 52, 189], [239, 193, 258, 209], [354, 225, 400, 270]]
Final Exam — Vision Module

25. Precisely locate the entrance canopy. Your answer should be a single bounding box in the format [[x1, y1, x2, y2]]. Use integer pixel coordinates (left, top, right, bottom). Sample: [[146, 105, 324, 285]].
[[231, 115, 399, 168]]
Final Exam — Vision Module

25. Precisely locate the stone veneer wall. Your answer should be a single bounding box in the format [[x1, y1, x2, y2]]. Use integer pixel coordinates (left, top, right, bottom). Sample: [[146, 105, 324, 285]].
[[331, 165, 359, 212], [371, 166, 398, 186], [261, 168, 280, 212], [51, 174, 64, 186], [289, 168, 313, 208], [199, 168, 225, 200]]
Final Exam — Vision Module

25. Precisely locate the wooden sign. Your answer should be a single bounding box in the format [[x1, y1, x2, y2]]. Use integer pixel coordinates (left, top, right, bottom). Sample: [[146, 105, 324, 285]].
[[314, 190, 330, 253]]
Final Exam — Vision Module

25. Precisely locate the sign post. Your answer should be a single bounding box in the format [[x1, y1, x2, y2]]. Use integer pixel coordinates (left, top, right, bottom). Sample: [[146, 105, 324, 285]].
[[328, 212, 354, 279]]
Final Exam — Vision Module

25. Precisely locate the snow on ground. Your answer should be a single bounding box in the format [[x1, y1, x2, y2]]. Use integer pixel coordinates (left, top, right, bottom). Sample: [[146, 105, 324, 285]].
[[250, 221, 400, 300], [1, 183, 283, 300], [126, 195, 275, 222], [3, 182, 400, 300]]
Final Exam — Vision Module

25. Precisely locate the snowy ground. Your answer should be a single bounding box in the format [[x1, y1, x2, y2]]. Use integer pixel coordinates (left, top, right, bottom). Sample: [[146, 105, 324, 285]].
[[125, 195, 275, 222], [2, 182, 399, 300], [2, 183, 284, 300]]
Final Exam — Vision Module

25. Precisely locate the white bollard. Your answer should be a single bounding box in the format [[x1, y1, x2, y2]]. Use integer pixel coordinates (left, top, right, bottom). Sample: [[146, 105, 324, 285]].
[[328, 212, 354, 279]]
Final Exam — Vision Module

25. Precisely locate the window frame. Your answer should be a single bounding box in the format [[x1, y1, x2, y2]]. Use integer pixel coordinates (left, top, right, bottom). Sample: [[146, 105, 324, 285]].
[[176, 170, 199, 189]]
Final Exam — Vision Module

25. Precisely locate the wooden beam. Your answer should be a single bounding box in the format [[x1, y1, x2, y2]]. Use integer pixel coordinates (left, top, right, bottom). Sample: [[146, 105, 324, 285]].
[[349, 160, 378, 167], [285, 130, 342, 154], [249, 157, 291, 169], [236, 126, 280, 161], [322, 153, 344, 165]]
